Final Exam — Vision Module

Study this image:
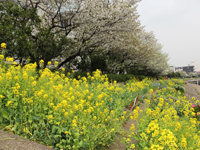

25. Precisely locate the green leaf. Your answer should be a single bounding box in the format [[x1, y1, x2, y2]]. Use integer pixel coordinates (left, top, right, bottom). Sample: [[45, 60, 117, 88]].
[[43, 106, 48, 111], [2, 111, 9, 120], [137, 129, 143, 133], [28, 117, 32, 123], [48, 110, 53, 114], [78, 140, 84, 147], [16, 118, 21, 123], [32, 123, 38, 129], [54, 135, 61, 139], [75, 132, 80, 138], [13, 102, 18, 108], [52, 125, 58, 134], [32, 115, 40, 121], [133, 135, 139, 140], [74, 139, 78, 143]]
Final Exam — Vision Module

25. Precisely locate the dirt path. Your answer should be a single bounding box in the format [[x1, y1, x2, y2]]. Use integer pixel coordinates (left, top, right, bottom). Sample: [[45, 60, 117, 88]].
[[0, 130, 54, 150], [108, 102, 146, 150], [184, 82, 200, 102]]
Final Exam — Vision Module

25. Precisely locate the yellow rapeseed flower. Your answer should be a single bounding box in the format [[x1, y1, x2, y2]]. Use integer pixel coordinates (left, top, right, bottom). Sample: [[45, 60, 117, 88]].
[[130, 144, 135, 149], [13, 62, 17, 65], [54, 61, 58, 65], [130, 124, 135, 131], [6, 101, 13, 106], [0, 55, 4, 59], [48, 115, 54, 120], [1, 43, 6, 49], [126, 138, 131, 143], [0, 95, 5, 99], [47, 61, 51, 65], [43, 94, 48, 99], [6, 57, 14, 62], [65, 131, 69, 135], [149, 89, 153, 93], [110, 128, 115, 133], [40, 59, 44, 64], [192, 97, 196, 100]]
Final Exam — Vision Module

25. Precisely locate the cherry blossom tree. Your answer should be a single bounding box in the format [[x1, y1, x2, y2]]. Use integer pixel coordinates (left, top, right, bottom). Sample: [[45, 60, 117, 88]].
[[4, 0, 169, 75]]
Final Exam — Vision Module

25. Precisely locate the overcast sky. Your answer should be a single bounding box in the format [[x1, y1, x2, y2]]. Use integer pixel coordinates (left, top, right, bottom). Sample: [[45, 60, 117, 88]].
[[137, 0, 200, 67]]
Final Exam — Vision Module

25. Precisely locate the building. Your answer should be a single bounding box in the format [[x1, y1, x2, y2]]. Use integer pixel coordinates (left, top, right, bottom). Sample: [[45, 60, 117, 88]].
[[175, 66, 195, 74], [190, 61, 200, 73], [174, 61, 200, 75]]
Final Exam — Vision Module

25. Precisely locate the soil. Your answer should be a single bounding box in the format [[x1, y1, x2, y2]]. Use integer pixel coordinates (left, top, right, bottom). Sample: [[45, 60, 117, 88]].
[[108, 102, 146, 150], [0, 130, 54, 150], [184, 82, 200, 102], [0, 81, 200, 150]]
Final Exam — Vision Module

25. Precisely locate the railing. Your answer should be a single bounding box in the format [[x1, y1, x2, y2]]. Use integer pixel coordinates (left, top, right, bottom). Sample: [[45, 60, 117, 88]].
[[187, 79, 199, 85]]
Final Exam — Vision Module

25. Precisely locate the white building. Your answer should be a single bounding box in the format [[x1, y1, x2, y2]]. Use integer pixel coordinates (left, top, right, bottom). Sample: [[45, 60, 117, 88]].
[[190, 61, 200, 73]]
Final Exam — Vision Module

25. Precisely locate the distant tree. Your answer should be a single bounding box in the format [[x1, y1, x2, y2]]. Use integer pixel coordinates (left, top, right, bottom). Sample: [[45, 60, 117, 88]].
[[106, 30, 169, 75], [196, 72, 200, 77], [167, 72, 181, 78], [177, 71, 188, 77], [189, 72, 197, 77]]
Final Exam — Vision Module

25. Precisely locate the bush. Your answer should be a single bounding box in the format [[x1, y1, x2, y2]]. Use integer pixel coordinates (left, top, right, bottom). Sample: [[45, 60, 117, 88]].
[[107, 74, 155, 83], [67, 71, 156, 83], [173, 85, 185, 94], [73, 73, 137, 83], [73, 71, 88, 79], [106, 74, 135, 82]]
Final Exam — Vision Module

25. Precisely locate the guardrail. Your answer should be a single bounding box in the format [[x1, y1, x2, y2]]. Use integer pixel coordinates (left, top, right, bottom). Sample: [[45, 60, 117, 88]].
[[188, 79, 199, 85]]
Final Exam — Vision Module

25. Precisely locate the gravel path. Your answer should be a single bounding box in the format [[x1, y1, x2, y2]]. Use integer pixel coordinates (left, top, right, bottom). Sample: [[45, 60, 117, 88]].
[[108, 99, 147, 150], [0, 130, 54, 150], [185, 82, 200, 102]]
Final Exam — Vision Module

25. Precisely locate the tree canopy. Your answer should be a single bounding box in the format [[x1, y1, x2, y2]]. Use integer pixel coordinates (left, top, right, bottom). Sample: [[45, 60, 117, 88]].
[[1, 0, 169, 75]]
